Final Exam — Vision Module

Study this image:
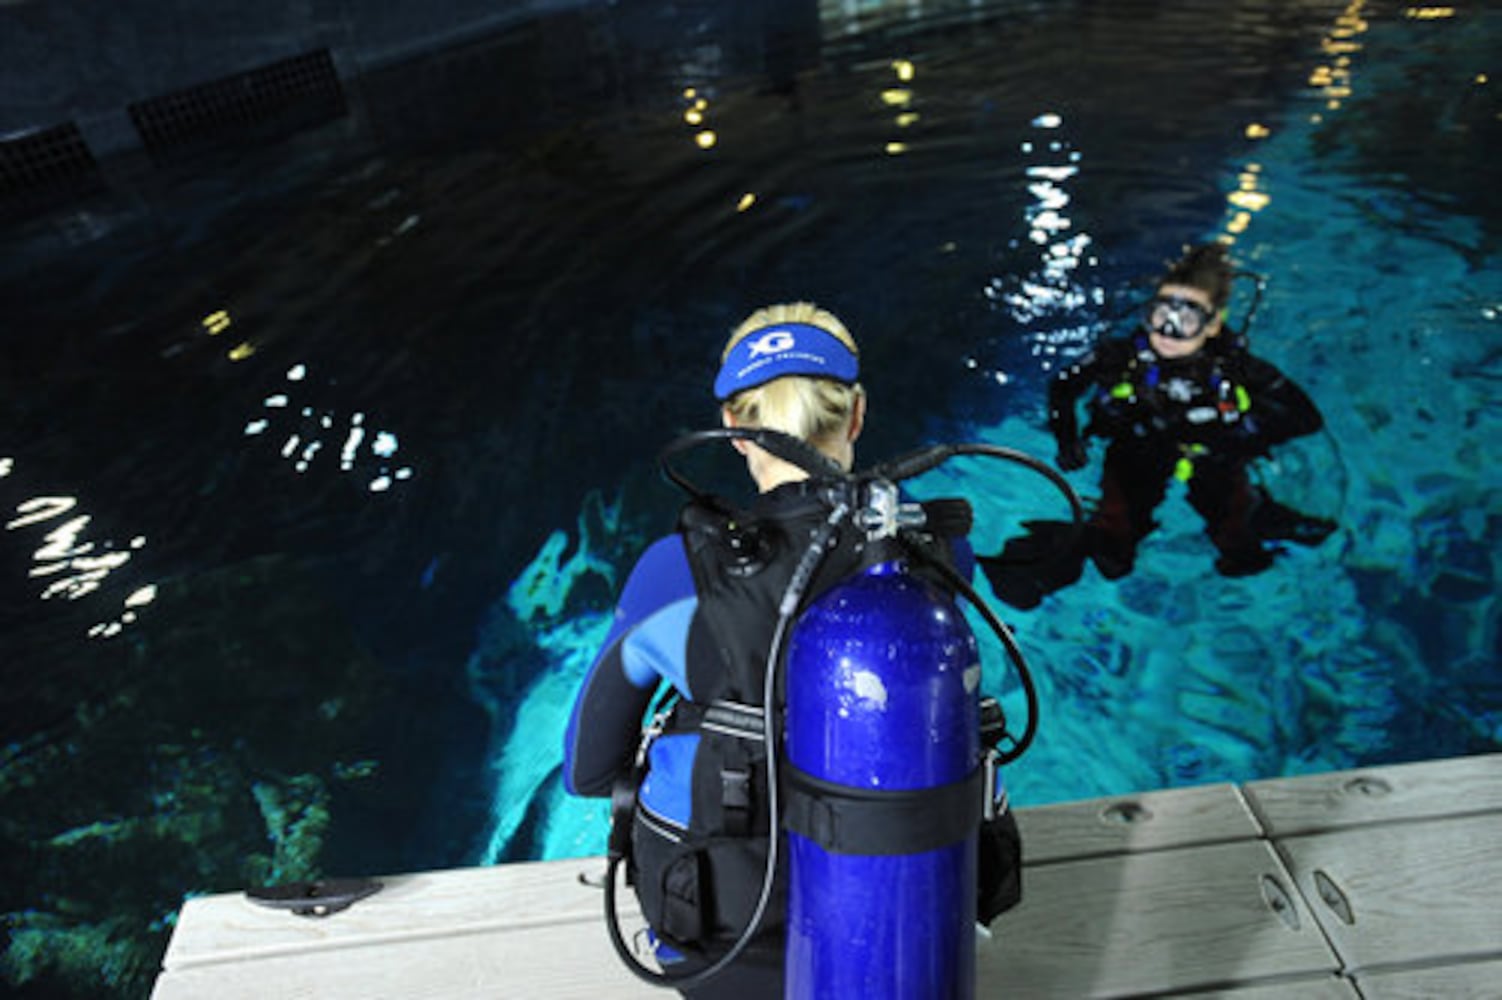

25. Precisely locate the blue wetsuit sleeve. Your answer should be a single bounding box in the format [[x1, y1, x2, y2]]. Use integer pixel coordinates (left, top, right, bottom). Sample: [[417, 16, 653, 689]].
[[562, 535, 698, 797]]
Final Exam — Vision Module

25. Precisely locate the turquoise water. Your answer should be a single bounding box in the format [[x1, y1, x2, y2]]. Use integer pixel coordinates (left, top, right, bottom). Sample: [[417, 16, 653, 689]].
[[485, 1, 1501, 862], [1, 1, 1497, 996]]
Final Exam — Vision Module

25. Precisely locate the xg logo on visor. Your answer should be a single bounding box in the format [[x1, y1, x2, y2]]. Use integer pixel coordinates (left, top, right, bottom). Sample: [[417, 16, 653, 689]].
[[747, 330, 797, 357]]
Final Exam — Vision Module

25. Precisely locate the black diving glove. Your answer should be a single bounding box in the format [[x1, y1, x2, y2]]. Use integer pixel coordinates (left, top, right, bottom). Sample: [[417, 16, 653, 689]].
[[1056, 437, 1088, 472]]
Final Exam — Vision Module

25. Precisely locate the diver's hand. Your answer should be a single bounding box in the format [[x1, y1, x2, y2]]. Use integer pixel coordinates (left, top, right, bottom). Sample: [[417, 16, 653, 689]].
[[1056, 438, 1088, 472]]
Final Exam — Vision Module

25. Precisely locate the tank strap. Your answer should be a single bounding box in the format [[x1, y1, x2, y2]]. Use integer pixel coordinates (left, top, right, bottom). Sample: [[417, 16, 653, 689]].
[[783, 764, 984, 856]]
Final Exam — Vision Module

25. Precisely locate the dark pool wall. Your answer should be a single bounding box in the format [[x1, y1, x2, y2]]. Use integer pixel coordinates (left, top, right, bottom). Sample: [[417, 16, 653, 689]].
[[0, 0, 562, 153], [0, 0, 825, 157]]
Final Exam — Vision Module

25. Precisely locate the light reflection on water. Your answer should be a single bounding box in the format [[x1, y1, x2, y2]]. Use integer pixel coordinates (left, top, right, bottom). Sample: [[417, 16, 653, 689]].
[[995, 110, 1104, 377], [3, 474, 155, 640], [242, 361, 414, 492]]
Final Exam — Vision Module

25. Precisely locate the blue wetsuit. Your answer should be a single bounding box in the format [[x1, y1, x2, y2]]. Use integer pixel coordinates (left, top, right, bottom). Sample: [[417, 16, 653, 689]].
[[563, 532, 700, 826]]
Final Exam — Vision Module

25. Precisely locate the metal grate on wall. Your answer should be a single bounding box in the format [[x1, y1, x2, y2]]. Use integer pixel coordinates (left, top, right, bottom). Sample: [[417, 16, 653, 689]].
[[0, 121, 102, 202], [128, 48, 347, 160]]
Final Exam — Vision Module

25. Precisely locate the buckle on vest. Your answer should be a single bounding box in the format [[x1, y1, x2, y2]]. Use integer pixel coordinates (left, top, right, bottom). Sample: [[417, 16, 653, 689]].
[[721, 768, 752, 835]]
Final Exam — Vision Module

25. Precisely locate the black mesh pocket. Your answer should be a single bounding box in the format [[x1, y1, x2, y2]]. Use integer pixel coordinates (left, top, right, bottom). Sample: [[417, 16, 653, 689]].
[[632, 810, 707, 947]]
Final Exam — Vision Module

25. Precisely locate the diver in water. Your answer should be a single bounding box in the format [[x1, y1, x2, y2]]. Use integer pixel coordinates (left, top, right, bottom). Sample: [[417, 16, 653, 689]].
[[982, 243, 1336, 609], [563, 302, 1021, 997]]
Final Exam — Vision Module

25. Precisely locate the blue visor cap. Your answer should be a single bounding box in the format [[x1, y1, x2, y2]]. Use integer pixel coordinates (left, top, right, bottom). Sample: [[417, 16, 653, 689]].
[[713, 322, 860, 401]]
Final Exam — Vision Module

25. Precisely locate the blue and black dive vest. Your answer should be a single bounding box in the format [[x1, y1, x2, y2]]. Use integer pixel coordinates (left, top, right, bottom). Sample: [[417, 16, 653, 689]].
[[624, 481, 1020, 957]]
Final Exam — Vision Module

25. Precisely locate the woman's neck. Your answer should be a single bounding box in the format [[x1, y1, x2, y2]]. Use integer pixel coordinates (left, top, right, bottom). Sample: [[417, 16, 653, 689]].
[[751, 444, 850, 492]]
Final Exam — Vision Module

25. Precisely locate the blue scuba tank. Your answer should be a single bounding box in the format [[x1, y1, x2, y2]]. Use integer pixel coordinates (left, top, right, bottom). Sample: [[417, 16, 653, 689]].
[[783, 558, 981, 999]]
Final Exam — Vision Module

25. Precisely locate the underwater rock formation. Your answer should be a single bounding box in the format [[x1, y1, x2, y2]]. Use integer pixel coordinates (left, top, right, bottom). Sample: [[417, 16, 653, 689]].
[[0, 555, 393, 999]]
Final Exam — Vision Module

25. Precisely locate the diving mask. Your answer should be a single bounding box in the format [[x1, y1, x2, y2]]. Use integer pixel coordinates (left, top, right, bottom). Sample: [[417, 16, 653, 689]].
[[1147, 294, 1216, 340]]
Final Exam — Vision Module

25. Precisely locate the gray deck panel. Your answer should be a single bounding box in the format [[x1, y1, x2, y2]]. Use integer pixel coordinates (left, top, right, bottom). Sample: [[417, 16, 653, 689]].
[[980, 839, 1338, 998], [152, 913, 665, 1000], [1353, 957, 1502, 999], [1244, 753, 1502, 836], [1016, 782, 1262, 864], [163, 857, 618, 970], [1274, 812, 1502, 974], [1166, 976, 1360, 998]]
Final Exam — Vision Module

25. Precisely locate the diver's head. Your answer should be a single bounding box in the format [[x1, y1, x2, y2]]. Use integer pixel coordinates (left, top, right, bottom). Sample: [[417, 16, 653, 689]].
[[715, 302, 866, 490], [1147, 243, 1232, 358]]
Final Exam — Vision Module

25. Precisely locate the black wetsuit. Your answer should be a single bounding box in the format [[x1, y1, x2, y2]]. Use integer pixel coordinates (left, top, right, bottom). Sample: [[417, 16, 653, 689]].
[[1055, 330, 1326, 577]]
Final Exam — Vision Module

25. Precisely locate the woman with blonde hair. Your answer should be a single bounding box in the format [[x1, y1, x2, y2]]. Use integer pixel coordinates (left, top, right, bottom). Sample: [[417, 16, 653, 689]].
[[563, 301, 871, 997], [715, 301, 865, 490]]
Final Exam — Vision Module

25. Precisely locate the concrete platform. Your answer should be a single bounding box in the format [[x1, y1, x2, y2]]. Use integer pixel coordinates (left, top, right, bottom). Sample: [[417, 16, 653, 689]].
[[150, 753, 1502, 998]]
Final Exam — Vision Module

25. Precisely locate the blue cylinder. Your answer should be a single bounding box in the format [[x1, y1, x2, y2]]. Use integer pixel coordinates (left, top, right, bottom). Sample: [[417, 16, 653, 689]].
[[784, 559, 981, 999]]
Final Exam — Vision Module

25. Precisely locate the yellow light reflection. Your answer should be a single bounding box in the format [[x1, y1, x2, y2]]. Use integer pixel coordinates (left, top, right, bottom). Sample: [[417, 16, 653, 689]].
[[228, 342, 256, 361], [682, 90, 715, 152], [885, 141, 908, 155], [1405, 7, 1455, 18], [202, 310, 231, 335], [737, 193, 756, 212], [1227, 0, 1366, 244], [892, 59, 915, 82], [896, 112, 920, 128], [1310, 2, 1367, 110], [1228, 190, 1271, 212], [880, 88, 913, 107]]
